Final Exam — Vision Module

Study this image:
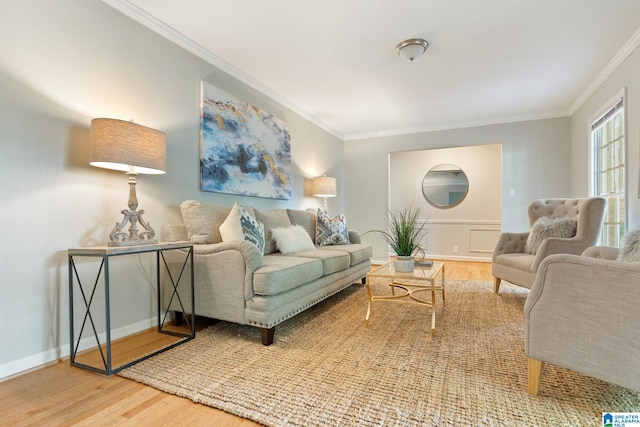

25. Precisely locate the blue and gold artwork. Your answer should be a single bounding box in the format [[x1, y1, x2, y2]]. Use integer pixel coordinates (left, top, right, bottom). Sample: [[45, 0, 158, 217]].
[[200, 81, 291, 200]]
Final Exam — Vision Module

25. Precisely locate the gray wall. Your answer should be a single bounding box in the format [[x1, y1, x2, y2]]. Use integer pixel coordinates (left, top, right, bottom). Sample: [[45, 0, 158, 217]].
[[0, 0, 343, 377], [344, 118, 572, 260]]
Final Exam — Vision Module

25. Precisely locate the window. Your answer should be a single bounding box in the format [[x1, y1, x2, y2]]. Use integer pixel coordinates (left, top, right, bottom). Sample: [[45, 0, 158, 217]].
[[591, 96, 625, 246]]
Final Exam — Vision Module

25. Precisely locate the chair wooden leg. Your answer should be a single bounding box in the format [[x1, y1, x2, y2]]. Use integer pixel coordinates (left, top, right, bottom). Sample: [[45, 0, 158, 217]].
[[528, 357, 545, 395], [493, 277, 501, 293]]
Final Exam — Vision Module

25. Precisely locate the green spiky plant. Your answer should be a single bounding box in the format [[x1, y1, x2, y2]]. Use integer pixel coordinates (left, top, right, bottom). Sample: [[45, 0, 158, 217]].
[[365, 207, 427, 257]]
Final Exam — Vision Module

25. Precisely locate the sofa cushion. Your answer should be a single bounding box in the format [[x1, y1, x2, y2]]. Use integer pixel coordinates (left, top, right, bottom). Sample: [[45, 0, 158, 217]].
[[316, 243, 373, 267], [271, 225, 315, 254], [219, 202, 265, 253], [315, 209, 350, 246], [617, 228, 640, 262], [253, 256, 323, 295], [286, 249, 351, 275], [255, 208, 292, 255], [524, 216, 577, 255], [495, 253, 536, 272], [287, 209, 316, 243], [180, 200, 231, 244]]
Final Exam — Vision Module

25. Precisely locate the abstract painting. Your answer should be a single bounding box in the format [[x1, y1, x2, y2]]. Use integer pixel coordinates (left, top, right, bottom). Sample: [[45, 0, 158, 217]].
[[200, 81, 291, 199]]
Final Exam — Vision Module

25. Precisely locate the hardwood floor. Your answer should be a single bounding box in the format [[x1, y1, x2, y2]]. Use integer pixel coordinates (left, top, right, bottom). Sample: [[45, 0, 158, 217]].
[[0, 260, 492, 426], [431, 258, 493, 282]]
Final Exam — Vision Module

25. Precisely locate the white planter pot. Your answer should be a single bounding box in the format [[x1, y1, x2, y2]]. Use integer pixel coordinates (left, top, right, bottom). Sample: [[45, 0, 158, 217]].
[[394, 256, 414, 272]]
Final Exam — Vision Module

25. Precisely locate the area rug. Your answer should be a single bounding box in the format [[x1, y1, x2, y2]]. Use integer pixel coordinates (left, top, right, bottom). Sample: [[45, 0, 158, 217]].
[[120, 280, 639, 426]]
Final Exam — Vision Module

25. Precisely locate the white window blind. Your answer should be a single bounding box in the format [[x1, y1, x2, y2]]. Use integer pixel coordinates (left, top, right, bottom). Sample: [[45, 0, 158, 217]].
[[591, 97, 625, 247]]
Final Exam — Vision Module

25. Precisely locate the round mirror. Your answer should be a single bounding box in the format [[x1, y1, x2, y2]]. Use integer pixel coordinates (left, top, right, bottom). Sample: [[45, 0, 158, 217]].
[[422, 164, 469, 208]]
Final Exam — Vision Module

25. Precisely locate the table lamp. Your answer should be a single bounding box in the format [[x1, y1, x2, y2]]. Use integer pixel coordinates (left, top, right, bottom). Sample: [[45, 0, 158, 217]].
[[313, 175, 337, 214], [89, 118, 166, 246]]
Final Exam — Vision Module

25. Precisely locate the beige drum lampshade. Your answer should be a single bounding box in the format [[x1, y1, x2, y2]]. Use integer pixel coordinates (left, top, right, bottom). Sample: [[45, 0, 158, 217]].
[[90, 118, 166, 174]]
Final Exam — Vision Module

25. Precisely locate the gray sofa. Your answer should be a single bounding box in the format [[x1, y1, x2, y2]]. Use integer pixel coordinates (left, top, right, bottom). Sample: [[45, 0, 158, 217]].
[[162, 200, 372, 345], [525, 245, 640, 394]]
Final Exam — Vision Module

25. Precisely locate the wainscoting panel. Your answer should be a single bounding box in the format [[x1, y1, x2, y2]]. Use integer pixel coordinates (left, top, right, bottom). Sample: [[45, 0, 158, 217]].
[[420, 220, 502, 261], [469, 228, 502, 253]]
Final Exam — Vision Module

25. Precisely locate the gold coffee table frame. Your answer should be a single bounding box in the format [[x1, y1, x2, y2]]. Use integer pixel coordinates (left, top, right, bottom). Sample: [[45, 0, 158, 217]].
[[365, 261, 445, 336]]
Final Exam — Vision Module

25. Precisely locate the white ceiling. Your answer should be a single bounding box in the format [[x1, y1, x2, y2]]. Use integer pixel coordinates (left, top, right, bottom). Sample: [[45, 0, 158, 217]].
[[107, 0, 640, 140]]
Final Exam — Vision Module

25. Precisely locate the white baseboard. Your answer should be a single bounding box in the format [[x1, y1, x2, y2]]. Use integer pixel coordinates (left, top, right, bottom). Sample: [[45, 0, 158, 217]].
[[0, 349, 61, 382], [0, 317, 157, 381]]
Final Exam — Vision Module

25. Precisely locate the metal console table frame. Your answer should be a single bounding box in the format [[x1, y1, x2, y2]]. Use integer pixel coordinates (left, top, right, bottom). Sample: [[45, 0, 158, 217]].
[[68, 241, 194, 375]]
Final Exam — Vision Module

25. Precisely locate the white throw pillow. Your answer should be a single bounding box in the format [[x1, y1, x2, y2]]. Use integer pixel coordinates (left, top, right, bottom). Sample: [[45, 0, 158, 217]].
[[617, 228, 640, 262], [271, 225, 315, 254], [219, 203, 265, 253], [315, 209, 350, 246], [524, 216, 577, 255]]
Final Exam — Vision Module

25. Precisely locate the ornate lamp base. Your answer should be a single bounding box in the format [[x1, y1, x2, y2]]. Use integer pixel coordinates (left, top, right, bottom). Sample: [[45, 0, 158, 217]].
[[108, 172, 157, 247], [108, 208, 157, 247]]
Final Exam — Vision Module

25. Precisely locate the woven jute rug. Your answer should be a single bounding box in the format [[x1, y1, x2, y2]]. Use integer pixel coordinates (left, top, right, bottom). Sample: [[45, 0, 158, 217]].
[[120, 279, 639, 426]]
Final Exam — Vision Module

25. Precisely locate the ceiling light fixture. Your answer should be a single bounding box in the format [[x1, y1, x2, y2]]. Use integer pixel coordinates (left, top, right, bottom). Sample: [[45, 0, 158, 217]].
[[395, 38, 429, 61]]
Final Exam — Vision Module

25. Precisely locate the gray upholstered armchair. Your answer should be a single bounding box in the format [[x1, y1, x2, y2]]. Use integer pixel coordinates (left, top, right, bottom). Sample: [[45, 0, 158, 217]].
[[525, 246, 640, 394], [492, 197, 606, 293]]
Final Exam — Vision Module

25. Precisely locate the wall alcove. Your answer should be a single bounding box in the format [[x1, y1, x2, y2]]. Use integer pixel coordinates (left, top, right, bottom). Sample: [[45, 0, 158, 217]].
[[389, 143, 502, 260]]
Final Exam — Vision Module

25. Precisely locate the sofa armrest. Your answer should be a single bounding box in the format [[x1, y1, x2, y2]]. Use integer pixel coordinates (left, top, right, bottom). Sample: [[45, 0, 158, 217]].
[[193, 240, 263, 301], [530, 235, 593, 271], [524, 253, 640, 390], [194, 240, 261, 260], [492, 232, 528, 261], [348, 229, 362, 244], [195, 239, 262, 272], [526, 253, 640, 318], [581, 245, 620, 260]]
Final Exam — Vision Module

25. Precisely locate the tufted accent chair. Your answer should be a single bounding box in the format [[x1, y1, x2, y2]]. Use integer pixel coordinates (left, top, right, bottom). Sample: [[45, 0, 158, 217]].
[[492, 197, 606, 293]]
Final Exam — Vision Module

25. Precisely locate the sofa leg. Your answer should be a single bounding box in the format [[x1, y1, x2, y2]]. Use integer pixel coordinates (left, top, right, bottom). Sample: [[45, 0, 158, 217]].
[[493, 277, 501, 293], [171, 311, 183, 326], [527, 357, 545, 395], [261, 327, 275, 346], [361, 276, 366, 285]]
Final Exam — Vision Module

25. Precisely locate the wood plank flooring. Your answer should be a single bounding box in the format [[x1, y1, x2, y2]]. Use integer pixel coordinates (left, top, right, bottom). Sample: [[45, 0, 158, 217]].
[[0, 260, 492, 426]]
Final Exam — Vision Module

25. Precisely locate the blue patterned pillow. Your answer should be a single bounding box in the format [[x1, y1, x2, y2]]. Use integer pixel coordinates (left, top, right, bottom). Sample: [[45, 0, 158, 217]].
[[315, 209, 350, 246], [220, 203, 265, 253], [240, 207, 265, 253]]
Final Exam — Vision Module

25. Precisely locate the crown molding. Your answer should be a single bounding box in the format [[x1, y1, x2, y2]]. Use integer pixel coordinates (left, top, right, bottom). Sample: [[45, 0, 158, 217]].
[[102, 0, 343, 139], [343, 110, 570, 141], [569, 26, 640, 115]]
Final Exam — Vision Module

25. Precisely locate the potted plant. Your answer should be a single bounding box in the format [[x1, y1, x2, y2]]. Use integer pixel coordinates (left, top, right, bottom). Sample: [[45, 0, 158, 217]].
[[365, 207, 428, 272]]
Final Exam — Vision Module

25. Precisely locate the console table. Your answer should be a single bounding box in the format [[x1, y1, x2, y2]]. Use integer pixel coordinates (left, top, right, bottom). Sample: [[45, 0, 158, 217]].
[[68, 242, 194, 375]]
